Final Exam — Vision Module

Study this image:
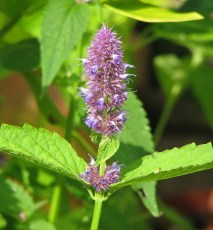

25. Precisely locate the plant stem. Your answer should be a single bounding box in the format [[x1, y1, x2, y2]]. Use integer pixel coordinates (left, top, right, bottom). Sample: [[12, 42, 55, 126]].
[[154, 96, 176, 147], [71, 131, 97, 156], [90, 193, 104, 230], [0, 15, 22, 38], [48, 183, 62, 224]]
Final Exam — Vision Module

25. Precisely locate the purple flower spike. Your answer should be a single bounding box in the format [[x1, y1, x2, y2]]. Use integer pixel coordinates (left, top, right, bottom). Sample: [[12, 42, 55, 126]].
[[80, 24, 133, 136], [80, 158, 122, 192]]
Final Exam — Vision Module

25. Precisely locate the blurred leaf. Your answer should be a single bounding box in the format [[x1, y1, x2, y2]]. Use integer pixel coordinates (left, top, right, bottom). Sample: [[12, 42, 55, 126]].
[[181, 0, 213, 16], [37, 169, 55, 187], [190, 64, 213, 130], [41, 0, 90, 90], [0, 124, 87, 180], [102, 0, 203, 23], [95, 137, 119, 166], [139, 0, 176, 8], [56, 208, 91, 230], [154, 54, 190, 98], [0, 213, 7, 228], [0, 0, 30, 17], [114, 93, 160, 216], [113, 142, 213, 188], [29, 219, 56, 230], [115, 92, 154, 164], [153, 1, 213, 48], [0, 39, 40, 71], [133, 182, 161, 217], [100, 203, 132, 230], [108, 188, 153, 229], [0, 177, 34, 220]]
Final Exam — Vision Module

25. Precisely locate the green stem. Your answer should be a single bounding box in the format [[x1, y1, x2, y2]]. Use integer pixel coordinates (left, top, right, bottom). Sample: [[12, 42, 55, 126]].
[[71, 131, 96, 156], [90, 193, 104, 230], [154, 96, 176, 147], [48, 183, 62, 224], [0, 15, 22, 38]]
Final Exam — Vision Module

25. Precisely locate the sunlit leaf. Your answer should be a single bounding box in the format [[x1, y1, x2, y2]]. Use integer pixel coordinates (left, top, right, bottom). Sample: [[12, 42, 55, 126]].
[[114, 93, 160, 216], [113, 142, 213, 188], [102, 0, 203, 23], [0, 124, 87, 179], [41, 0, 89, 90]]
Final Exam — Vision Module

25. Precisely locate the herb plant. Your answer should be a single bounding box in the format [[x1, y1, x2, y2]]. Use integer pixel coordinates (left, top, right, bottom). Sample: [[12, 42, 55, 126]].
[[0, 0, 213, 229]]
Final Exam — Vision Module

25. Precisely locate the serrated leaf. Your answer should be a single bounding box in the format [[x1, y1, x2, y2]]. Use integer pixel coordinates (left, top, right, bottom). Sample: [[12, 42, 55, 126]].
[[114, 93, 160, 216], [114, 92, 154, 164], [112, 142, 213, 189], [0, 124, 87, 179], [41, 0, 89, 90], [102, 0, 203, 23], [0, 177, 34, 220], [95, 137, 119, 166], [0, 39, 40, 72]]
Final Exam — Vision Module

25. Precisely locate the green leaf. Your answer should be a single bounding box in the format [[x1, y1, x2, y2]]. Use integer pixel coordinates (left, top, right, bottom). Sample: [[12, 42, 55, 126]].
[[0, 177, 34, 220], [29, 219, 56, 230], [0, 39, 40, 72], [190, 64, 213, 130], [56, 208, 90, 229], [41, 0, 90, 90], [0, 124, 87, 179], [115, 92, 154, 164], [114, 93, 160, 217], [154, 54, 190, 99], [0, 213, 7, 229], [132, 182, 161, 217], [102, 0, 203, 23], [0, 0, 31, 17], [95, 137, 119, 166], [113, 142, 213, 188]]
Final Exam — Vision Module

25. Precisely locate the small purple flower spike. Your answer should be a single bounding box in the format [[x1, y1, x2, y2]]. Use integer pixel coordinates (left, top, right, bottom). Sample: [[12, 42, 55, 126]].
[[80, 24, 133, 136], [80, 157, 122, 192]]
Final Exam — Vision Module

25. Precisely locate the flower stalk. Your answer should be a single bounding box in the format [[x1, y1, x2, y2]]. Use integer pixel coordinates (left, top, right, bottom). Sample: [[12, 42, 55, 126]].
[[79, 24, 133, 230]]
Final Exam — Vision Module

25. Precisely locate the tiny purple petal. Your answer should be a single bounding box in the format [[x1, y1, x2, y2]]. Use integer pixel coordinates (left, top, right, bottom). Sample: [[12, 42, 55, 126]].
[[80, 159, 123, 192], [112, 54, 121, 64], [80, 24, 134, 136], [91, 65, 98, 75]]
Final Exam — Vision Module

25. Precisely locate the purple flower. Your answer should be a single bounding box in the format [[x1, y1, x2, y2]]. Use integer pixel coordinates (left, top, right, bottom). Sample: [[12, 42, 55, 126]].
[[80, 157, 122, 192], [80, 24, 133, 136]]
